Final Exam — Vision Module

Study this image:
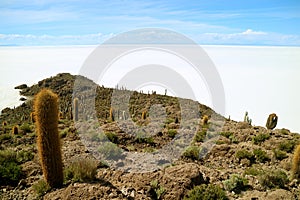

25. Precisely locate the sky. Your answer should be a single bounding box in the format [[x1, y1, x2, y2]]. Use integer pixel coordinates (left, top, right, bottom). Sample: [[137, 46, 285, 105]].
[[0, 0, 300, 46]]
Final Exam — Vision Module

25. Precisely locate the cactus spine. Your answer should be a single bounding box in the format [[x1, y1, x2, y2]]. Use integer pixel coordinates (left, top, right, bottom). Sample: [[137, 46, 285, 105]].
[[266, 113, 278, 130], [34, 89, 63, 188], [73, 98, 79, 121], [292, 144, 300, 180]]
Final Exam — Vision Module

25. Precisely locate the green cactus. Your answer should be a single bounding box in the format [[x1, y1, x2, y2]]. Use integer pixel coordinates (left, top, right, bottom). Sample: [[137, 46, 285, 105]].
[[34, 89, 63, 188]]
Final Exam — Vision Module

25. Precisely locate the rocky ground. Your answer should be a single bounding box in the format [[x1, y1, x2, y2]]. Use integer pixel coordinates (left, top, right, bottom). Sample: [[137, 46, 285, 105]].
[[0, 73, 300, 200]]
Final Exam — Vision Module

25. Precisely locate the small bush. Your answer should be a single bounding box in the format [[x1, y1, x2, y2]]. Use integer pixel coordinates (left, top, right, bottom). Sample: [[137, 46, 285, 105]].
[[273, 149, 288, 160], [168, 129, 177, 138], [253, 149, 270, 163], [223, 174, 248, 193], [150, 179, 166, 200], [194, 130, 206, 142], [235, 150, 254, 162], [64, 158, 98, 182], [135, 133, 154, 144], [183, 146, 201, 160], [20, 123, 32, 133], [105, 132, 118, 143], [98, 142, 122, 159], [279, 140, 296, 153], [0, 133, 11, 141], [252, 133, 270, 145], [259, 169, 288, 189], [220, 132, 233, 138], [60, 128, 68, 138], [0, 150, 22, 185], [244, 167, 261, 176], [16, 150, 34, 163], [184, 184, 229, 200], [33, 179, 51, 197]]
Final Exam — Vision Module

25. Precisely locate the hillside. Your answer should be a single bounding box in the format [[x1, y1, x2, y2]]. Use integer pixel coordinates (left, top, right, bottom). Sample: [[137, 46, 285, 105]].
[[0, 73, 299, 200]]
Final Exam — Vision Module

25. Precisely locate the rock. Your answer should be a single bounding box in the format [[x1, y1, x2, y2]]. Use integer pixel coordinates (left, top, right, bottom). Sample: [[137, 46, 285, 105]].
[[14, 84, 27, 89]]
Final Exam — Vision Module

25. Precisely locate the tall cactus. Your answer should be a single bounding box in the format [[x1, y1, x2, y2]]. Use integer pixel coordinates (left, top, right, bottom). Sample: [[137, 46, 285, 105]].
[[292, 144, 300, 180], [34, 89, 63, 188], [266, 113, 278, 130], [73, 98, 79, 121]]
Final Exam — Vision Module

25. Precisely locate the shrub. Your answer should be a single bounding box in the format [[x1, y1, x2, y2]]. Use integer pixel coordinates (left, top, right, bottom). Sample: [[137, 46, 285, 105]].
[[279, 140, 297, 153], [0, 150, 22, 185], [194, 130, 206, 142], [235, 149, 254, 163], [244, 167, 261, 176], [98, 142, 122, 159], [184, 184, 229, 200], [259, 169, 288, 189], [16, 150, 34, 163], [0, 133, 11, 141], [32, 179, 51, 197], [183, 146, 201, 160], [253, 149, 270, 163], [219, 132, 233, 139], [292, 144, 300, 179], [105, 132, 118, 143], [223, 174, 248, 193], [252, 133, 270, 145], [168, 129, 177, 138], [149, 179, 166, 200], [64, 158, 98, 182], [20, 123, 32, 133], [273, 149, 288, 160]]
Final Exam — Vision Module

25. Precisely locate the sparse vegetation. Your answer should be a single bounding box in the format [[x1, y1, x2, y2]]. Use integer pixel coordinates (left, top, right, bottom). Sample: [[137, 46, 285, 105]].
[[194, 130, 207, 142], [253, 148, 270, 163], [273, 149, 288, 160], [279, 140, 297, 153], [183, 146, 201, 160], [20, 123, 32, 133], [98, 142, 122, 159], [259, 169, 288, 189], [150, 179, 166, 200], [184, 184, 229, 200], [0, 150, 22, 185], [33, 179, 51, 197], [64, 158, 98, 182], [235, 149, 254, 163], [252, 133, 270, 145], [223, 174, 248, 193], [167, 129, 177, 138]]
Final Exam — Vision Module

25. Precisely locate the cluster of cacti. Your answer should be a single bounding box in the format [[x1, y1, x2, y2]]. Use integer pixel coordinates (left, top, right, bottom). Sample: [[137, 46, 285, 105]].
[[244, 111, 252, 125], [292, 144, 300, 180], [34, 89, 63, 188], [266, 113, 278, 130], [73, 98, 79, 121]]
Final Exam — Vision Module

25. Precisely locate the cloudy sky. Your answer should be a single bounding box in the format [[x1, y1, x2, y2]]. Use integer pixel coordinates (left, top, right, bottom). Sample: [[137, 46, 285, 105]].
[[0, 0, 299, 46]]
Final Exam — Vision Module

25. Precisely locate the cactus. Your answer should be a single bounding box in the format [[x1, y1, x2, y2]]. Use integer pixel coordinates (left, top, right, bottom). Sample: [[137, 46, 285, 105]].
[[34, 89, 63, 188], [292, 144, 300, 180], [202, 115, 209, 126], [142, 111, 147, 120], [244, 111, 252, 125], [73, 98, 79, 121], [30, 112, 35, 123], [109, 107, 114, 121], [2, 121, 7, 126], [266, 113, 278, 130], [12, 125, 18, 135]]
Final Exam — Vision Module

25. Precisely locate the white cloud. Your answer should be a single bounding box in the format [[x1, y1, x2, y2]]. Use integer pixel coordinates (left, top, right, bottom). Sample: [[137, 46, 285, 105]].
[[241, 29, 267, 35]]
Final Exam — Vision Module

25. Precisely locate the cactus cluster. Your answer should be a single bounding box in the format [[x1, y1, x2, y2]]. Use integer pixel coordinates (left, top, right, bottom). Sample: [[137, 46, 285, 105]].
[[34, 89, 63, 188], [244, 111, 252, 125]]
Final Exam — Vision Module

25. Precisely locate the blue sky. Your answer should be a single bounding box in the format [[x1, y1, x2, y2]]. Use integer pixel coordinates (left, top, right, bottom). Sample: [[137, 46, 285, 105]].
[[0, 0, 299, 46]]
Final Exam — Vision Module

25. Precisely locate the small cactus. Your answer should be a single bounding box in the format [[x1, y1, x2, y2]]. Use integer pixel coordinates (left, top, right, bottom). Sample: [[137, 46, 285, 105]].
[[12, 125, 18, 135], [2, 121, 7, 126], [109, 107, 114, 121], [244, 111, 252, 125], [202, 115, 209, 126], [73, 98, 79, 121], [292, 144, 300, 180], [30, 112, 35, 123], [34, 89, 63, 188], [266, 113, 278, 130], [142, 111, 147, 120]]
